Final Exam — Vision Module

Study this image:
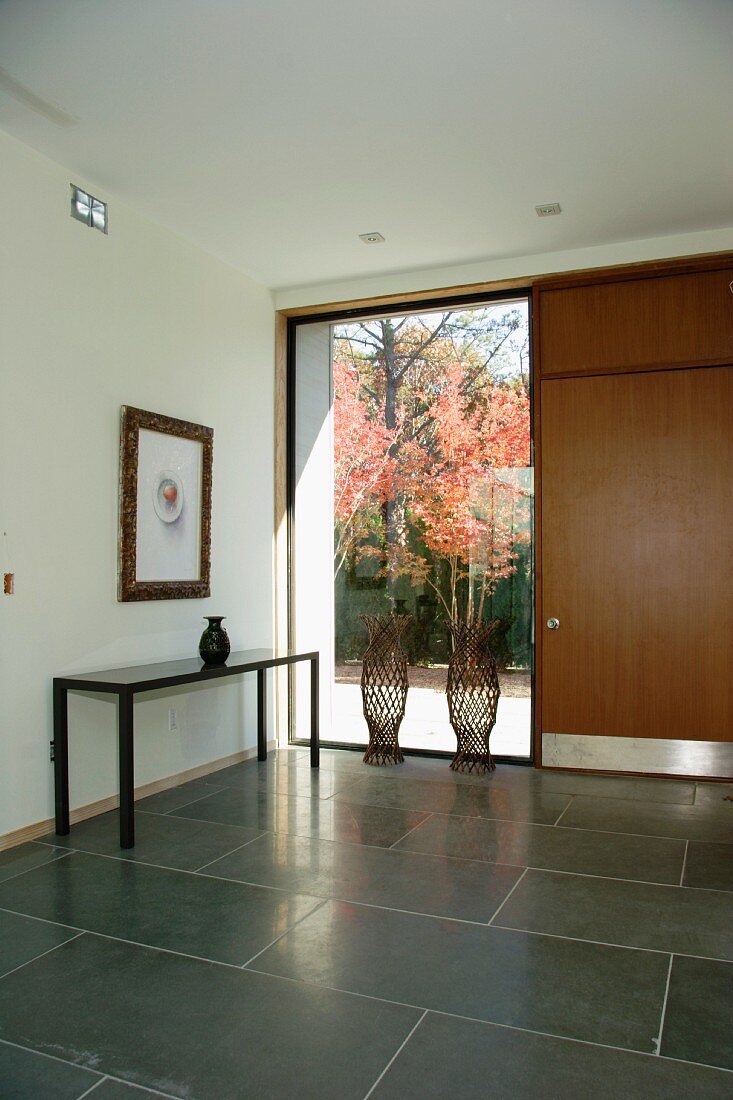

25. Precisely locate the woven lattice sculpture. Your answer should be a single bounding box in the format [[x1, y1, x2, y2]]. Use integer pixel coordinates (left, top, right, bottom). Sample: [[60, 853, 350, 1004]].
[[360, 614, 411, 766], [446, 619, 501, 774]]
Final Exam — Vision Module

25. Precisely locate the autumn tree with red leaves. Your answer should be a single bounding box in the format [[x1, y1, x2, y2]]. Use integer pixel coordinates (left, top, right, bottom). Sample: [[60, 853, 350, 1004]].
[[332, 305, 530, 633], [333, 358, 396, 577]]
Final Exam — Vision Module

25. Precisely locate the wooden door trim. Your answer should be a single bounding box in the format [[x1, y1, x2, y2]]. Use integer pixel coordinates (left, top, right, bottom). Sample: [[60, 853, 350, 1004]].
[[534, 250, 733, 291], [277, 250, 733, 322], [531, 286, 543, 768]]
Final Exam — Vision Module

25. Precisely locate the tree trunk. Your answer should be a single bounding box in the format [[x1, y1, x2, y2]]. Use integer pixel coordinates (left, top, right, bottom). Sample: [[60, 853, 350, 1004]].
[[382, 319, 403, 596]]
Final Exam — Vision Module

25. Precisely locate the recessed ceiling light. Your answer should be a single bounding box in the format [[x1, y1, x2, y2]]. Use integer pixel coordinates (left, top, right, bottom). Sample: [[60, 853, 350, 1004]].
[[70, 184, 108, 233], [535, 203, 562, 217], [359, 231, 385, 244]]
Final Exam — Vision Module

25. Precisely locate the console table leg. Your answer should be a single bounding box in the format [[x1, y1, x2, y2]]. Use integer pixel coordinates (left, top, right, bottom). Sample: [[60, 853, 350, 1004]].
[[53, 682, 70, 836], [310, 655, 320, 768], [118, 692, 135, 849], [257, 669, 267, 761]]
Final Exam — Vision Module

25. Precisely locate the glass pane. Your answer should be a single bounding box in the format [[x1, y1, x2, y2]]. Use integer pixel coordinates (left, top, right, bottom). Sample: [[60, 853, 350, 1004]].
[[293, 299, 533, 759]]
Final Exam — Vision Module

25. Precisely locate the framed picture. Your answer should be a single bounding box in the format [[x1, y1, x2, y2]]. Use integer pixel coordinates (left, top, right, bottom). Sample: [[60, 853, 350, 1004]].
[[118, 406, 213, 601]]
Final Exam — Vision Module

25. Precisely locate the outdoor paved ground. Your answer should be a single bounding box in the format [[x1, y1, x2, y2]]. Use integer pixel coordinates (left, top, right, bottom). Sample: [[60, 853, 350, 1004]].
[[333, 664, 531, 758]]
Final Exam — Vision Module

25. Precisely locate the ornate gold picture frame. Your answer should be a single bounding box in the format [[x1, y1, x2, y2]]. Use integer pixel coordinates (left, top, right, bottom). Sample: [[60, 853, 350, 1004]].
[[118, 406, 213, 602]]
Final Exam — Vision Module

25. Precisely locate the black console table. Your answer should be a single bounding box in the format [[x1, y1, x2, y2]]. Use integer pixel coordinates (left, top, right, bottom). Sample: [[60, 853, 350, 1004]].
[[53, 649, 319, 849]]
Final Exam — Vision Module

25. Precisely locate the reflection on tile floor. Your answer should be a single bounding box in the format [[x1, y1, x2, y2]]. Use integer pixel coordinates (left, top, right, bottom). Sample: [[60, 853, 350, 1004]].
[[1, 748, 731, 1096]]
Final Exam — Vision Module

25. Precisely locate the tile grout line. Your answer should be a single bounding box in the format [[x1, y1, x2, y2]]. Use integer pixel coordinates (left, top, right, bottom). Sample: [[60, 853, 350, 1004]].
[[512, 864, 727, 894], [30, 842, 272, 881], [0, 849, 73, 887], [0, 931, 84, 983], [34, 803, 732, 857], [241, 965, 733, 1075], [0, 1037, 182, 1099], [193, 831, 266, 873], [388, 814, 433, 849], [18, 837, 731, 899], [85, 928, 248, 972], [0, 905, 82, 934], [247, 963, 425, 1014], [654, 955, 675, 1056], [361, 1010, 429, 1100], [75, 1078, 108, 1100], [312, 895, 499, 930], [0, 909, 244, 973], [151, 787, 229, 815], [679, 839, 689, 886], [487, 920, 733, 965], [487, 868, 529, 925], [433, 1005, 733, 1075], [552, 798, 574, 827], [2, 897, 729, 967], [240, 897, 331, 969], [386, 805, 732, 846]]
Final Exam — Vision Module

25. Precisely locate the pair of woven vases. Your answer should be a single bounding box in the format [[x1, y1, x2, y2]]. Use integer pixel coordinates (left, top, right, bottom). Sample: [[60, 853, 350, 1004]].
[[360, 614, 500, 773]]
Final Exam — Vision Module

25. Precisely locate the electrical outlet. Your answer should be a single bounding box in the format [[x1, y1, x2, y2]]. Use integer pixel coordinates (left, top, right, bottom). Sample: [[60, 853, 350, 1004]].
[[168, 708, 178, 732]]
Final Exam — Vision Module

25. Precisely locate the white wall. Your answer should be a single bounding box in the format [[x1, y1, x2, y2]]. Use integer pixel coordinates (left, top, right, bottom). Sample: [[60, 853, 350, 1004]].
[[293, 322, 334, 741], [0, 131, 275, 837], [273, 226, 733, 310]]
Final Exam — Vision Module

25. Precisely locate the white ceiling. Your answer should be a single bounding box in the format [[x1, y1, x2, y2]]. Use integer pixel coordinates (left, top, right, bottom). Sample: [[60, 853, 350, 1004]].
[[1, 0, 731, 290]]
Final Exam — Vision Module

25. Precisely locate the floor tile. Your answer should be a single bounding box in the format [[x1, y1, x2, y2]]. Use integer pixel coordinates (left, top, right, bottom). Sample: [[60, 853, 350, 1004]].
[[91, 1081, 177, 1098], [661, 955, 733, 1070], [327, 755, 489, 785], [291, 748, 370, 772], [171, 788, 429, 847], [202, 832, 523, 922], [695, 783, 733, 808], [0, 909, 78, 978], [0, 1041, 99, 1100], [559, 796, 733, 843], [299, 756, 696, 805], [393, 813, 686, 884], [0, 844, 70, 885], [683, 842, 733, 892], [251, 899, 669, 1052], [333, 775, 571, 824], [0, 852, 322, 966], [493, 868, 733, 960], [490, 769, 697, 806], [370, 1013, 733, 1100], [39, 809, 264, 871], [210, 760, 351, 799], [0, 934, 421, 1100], [134, 776, 226, 814]]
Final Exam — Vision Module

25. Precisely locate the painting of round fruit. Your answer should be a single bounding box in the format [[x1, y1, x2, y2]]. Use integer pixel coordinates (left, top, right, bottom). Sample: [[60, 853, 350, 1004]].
[[153, 470, 184, 523], [135, 427, 203, 583]]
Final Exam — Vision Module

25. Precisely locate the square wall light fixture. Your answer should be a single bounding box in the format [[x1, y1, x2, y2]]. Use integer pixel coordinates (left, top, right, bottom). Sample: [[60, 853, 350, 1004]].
[[70, 184, 107, 233]]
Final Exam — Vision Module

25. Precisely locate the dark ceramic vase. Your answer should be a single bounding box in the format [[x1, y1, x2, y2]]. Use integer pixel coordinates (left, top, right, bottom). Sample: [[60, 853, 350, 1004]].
[[198, 616, 230, 665]]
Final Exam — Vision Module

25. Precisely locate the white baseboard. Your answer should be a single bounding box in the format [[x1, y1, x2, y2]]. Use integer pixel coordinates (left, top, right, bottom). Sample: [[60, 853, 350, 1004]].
[[542, 733, 733, 779]]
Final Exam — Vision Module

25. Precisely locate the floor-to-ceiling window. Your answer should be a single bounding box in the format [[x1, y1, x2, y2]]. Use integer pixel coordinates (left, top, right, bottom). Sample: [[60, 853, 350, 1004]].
[[290, 293, 534, 760]]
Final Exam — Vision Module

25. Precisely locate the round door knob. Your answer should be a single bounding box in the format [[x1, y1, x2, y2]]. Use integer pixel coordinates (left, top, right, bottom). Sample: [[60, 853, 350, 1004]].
[[546, 617, 560, 630]]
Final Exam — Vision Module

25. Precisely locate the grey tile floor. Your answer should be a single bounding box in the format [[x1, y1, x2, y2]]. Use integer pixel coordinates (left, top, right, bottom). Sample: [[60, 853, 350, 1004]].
[[0, 749, 731, 1099]]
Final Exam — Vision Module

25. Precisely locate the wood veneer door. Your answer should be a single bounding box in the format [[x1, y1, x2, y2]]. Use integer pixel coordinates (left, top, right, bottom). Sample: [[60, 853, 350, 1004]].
[[541, 366, 732, 744]]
